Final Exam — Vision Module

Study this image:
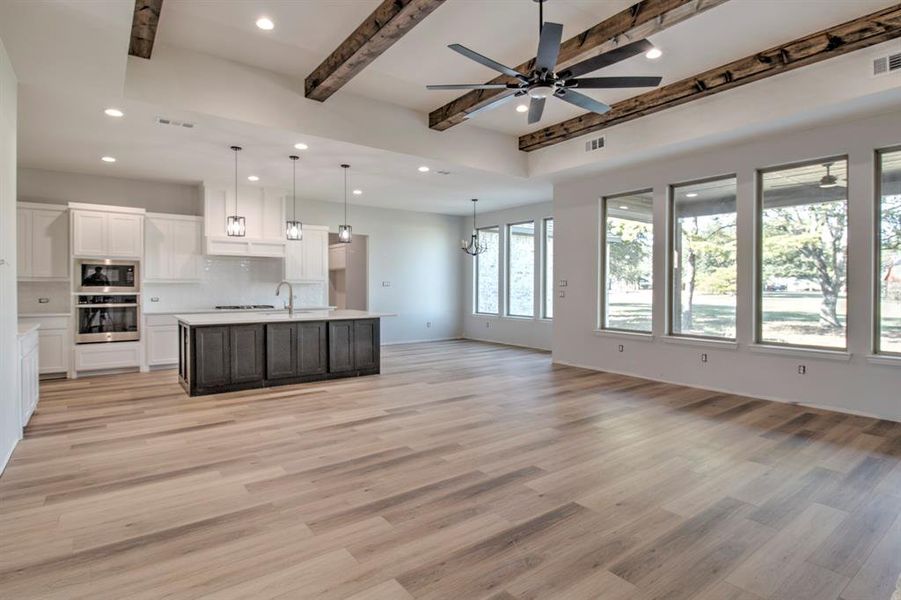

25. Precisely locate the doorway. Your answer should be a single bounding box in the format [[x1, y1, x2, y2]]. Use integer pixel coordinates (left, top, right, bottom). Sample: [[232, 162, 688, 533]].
[[328, 233, 368, 310]]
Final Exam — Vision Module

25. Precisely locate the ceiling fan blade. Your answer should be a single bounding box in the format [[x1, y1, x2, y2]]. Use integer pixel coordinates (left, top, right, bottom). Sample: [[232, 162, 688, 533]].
[[464, 90, 522, 119], [560, 39, 654, 79], [535, 22, 563, 72], [448, 44, 527, 80], [427, 83, 512, 90], [554, 89, 611, 115], [569, 76, 662, 89], [527, 96, 545, 125]]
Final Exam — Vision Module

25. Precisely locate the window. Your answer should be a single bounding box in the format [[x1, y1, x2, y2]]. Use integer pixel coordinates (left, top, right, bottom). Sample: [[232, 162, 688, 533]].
[[507, 221, 535, 317], [758, 157, 848, 349], [877, 147, 901, 354], [543, 218, 554, 319], [670, 176, 737, 339], [475, 226, 499, 314], [601, 190, 654, 332]]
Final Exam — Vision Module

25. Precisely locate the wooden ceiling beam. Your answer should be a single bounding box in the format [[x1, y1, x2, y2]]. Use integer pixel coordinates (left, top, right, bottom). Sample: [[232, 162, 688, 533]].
[[128, 0, 163, 60], [428, 0, 728, 131], [519, 4, 901, 152], [305, 0, 446, 102]]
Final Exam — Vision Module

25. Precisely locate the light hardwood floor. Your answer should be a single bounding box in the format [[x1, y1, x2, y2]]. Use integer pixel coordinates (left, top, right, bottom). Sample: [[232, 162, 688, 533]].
[[1, 340, 899, 599]]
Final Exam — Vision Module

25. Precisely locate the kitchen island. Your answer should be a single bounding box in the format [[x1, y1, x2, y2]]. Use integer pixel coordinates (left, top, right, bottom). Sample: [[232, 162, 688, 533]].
[[175, 310, 393, 396]]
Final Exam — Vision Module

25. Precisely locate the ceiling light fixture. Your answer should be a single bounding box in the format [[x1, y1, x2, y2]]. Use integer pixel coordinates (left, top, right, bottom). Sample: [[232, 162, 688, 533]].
[[685, 192, 698, 198], [286, 155, 302, 241], [101, 156, 116, 163], [461, 199, 488, 256], [619, 205, 629, 210], [353, 189, 362, 195], [256, 17, 274, 31], [338, 164, 353, 244], [645, 47, 663, 60], [418, 166, 430, 173], [819, 162, 839, 188], [293, 142, 308, 150], [104, 108, 124, 117], [247, 175, 259, 182], [516, 104, 528, 113], [226, 146, 246, 237]]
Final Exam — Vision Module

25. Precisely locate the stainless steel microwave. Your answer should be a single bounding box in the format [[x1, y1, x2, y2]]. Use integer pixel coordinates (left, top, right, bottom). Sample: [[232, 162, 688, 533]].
[[75, 259, 139, 293]]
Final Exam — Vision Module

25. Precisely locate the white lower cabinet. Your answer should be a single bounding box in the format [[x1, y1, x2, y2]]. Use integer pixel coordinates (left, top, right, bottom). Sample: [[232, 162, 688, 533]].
[[18, 326, 39, 427], [18, 315, 70, 375], [145, 315, 178, 367], [75, 341, 141, 372]]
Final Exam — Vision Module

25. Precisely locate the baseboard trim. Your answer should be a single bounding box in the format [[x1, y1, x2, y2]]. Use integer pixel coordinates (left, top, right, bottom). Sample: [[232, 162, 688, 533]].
[[462, 336, 551, 352], [552, 359, 899, 423], [381, 337, 462, 346], [0, 436, 19, 476]]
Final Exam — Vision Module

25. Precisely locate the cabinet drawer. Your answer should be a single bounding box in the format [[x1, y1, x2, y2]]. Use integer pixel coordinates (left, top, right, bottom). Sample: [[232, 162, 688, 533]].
[[145, 314, 178, 327]]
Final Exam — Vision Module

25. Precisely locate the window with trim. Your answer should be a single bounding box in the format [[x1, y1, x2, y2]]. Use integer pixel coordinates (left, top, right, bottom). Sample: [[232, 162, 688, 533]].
[[601, 190, 654, 332], [543, 218, 554, 319], [878, 147, 901, 354], [507, 221, 535, 317], [758, 157, 848, 349], [475, 226, 500, 314], [670, 176, 737, 339]]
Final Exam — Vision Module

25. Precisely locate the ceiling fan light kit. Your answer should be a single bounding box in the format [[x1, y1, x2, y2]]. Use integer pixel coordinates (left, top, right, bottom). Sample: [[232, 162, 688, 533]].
[[427, 0, 662, 125]]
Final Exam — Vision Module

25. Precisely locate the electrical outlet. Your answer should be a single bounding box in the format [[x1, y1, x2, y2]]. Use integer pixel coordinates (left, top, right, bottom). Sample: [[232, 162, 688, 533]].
[[382, 281, 391, 287], [798, 365, 806, 375], [558, 290, 565, 298], [700, 353, 708, 363], [559, 279, 568, 287], [426, 321, 431, 328], [618, 344, 624, 353], [485, 321, 490, 328]]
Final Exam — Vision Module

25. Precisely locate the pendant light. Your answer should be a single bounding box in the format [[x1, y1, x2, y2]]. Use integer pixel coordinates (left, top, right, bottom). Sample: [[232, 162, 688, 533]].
[[337, 164, 352, 243], [819, 162, 839, 188], [461, 198, 488, 256], [285, 155, 302, 240], [226, 145, 246, 237]]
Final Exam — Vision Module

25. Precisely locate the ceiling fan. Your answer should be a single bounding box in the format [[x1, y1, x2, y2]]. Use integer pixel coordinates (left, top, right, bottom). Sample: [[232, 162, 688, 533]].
[[427, 0, 663, 124]]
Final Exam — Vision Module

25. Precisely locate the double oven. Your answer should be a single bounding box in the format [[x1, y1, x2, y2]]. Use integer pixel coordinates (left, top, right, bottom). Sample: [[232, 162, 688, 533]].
[[75, 260, 140, 343]]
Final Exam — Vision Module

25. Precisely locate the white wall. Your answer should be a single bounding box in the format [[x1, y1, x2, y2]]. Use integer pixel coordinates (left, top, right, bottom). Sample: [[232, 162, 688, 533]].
[[462, 201, 554, 351], [554, 109, 901, 422], [17, 168, 464, 345], [0, 35, 19, 472]]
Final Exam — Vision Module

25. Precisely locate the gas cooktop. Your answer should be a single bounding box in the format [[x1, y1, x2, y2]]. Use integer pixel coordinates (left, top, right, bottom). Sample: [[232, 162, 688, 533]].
[[214, 305, 276, 310]]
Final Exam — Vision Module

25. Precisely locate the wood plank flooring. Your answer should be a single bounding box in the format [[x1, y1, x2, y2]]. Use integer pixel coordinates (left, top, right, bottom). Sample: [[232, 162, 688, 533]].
[[1, 340, 899, 599]]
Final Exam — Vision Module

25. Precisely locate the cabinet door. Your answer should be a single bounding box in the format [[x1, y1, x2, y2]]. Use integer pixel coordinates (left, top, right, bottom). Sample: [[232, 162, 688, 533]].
[[194, 326, 231, 389], [38, 330, 69, 374], [328, 320, 354, 373], [229, 324, 264, 384], [171, 219, 201, 280], [353, 319, 379, 370], [107, 214, 143, 258], [147, 325, 179, 366], [302, 229, 328, 280], [144, 217, 169, 280], [284, 240, 304, 281], [298, 321, 327, 375], [16, 208, 31, 276], [31, 209, 68, 278], [266, 323, 297, 380], [72, 210, 107, 256], [20, 345, 39, 426]]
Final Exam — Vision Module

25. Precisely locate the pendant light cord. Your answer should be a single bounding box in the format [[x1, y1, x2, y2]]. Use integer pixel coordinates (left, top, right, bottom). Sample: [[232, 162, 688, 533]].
[[343, 166, 348, 226], [234, 147, 238, 218], [292, 159, 296, 221]]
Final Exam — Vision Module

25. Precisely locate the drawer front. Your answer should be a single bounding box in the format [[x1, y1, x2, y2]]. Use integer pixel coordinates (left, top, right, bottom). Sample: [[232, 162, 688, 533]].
[[145, 314, 178, 327]]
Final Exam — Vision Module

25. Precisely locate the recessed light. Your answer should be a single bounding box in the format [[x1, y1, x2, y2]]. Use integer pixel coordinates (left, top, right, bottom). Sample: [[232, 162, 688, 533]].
[[418, 166, 430, 173], [353, 189, 362, 195], [619, 205, 629, 210], [256, 17, 274, 31], [685, 192, 698, 198], [104, 108, 124, 118], [101, 156, 116, 163], [293, 142, 308, 150], [247, 175, 259, 182], [645, 47, 662, 60], [516, 104, 528, 113]]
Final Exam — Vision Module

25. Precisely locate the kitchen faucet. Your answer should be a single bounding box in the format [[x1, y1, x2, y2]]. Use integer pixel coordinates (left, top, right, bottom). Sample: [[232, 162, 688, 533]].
[[276, 281, 294, 316]]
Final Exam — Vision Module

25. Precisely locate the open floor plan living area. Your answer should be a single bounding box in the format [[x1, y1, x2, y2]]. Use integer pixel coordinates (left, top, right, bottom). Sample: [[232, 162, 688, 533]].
[[0, 1, 900, 598]]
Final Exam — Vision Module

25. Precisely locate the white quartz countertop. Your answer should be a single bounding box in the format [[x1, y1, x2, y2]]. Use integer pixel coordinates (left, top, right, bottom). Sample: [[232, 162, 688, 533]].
[[17, 323, 40, 337], [144, 306, 336, 315], [19, 313, 71, 318], [175, 309, 395, 326]]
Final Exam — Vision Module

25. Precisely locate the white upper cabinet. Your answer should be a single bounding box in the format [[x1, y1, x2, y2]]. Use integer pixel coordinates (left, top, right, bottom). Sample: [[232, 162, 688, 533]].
[[284, 225, 329, 282], [144, 213, 202, 282], [202, 185, 286, 257], [17, 203, 69, 280], [70, 203, 144, 259]]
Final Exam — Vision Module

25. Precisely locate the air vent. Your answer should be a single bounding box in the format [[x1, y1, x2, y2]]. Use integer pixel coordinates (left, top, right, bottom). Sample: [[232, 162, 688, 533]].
[[873, 52, 901, 76], [584, 135, 605, 152], [436, 170, 451, 175], [155, 116, 196, 129]]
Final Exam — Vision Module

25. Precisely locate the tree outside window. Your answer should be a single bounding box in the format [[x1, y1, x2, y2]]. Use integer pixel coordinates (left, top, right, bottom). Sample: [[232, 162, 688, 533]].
[[602, 191, 653, 332], [878, 148, 901, 354]]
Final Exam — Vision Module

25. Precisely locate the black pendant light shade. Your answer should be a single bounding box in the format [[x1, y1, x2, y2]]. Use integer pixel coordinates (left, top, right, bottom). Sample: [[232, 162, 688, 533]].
[[286, 155, 302, 241], [461, 198, 488, 256], [226, 145, 246, 237], [338, 164, 352, 244]]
